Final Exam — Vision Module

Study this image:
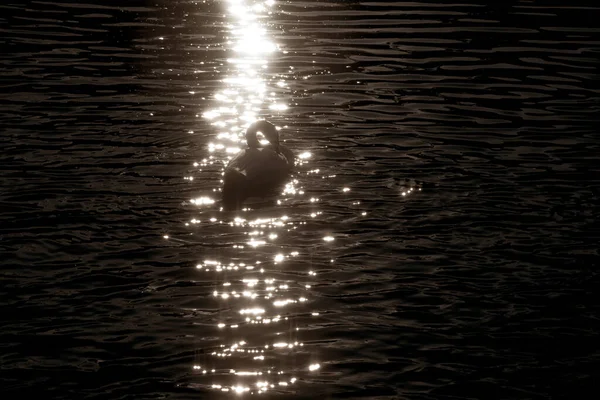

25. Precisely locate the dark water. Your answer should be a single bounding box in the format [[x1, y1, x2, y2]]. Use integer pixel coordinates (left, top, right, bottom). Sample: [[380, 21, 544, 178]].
[[2, 0, 600, 398]]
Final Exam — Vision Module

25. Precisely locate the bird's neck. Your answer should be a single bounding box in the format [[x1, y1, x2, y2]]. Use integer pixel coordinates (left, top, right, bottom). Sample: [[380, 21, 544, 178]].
[[245, 121, 278, 149], [246, 131, 261, 148]]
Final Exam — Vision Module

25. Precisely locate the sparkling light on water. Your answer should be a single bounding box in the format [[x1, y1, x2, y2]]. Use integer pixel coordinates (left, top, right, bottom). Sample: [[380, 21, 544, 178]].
[[201, 0, 286, 160], [189, 1, 316, 395]]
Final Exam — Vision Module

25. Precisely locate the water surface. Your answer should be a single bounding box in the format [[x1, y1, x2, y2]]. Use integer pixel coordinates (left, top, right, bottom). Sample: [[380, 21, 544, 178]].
[[1, 0, 600, 398]]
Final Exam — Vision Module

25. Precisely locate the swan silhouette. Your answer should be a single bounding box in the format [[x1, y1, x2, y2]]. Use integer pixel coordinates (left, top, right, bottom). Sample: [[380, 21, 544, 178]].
[[222, 120, 294, 210]]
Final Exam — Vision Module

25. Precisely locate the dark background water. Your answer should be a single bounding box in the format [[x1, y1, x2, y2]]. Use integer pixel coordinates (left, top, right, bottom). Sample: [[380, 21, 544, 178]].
[[1, 0, 600, 398]]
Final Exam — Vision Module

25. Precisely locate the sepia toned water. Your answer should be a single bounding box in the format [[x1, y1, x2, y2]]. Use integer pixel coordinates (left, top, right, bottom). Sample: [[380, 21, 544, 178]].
[[1, 0, 599, 398]]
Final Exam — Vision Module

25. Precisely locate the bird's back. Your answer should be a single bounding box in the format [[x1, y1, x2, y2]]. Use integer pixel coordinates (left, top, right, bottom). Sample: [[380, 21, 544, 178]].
[[226, 146, 291, 184], [222, 146, 293, 209]]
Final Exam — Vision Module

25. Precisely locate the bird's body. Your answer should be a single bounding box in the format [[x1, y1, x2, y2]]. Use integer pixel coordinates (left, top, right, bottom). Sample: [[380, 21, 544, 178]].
[[222, 121, 294, 210]]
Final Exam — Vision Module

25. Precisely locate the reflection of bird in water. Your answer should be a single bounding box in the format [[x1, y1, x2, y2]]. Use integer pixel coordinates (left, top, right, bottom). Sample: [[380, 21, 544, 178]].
[[222, 120, 294, 210]]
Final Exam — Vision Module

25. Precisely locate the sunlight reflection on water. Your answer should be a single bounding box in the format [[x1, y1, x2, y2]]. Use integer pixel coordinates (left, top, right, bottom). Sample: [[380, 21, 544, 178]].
[[187, 0, 321, 395], [201, 0, 287, 157]]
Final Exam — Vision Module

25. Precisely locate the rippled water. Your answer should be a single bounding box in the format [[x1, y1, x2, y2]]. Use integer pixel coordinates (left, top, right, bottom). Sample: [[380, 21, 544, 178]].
[[2, 0, 600, 398]]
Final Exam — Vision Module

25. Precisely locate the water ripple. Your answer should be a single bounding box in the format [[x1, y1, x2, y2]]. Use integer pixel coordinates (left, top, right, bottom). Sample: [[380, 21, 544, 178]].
[[1, 0, 599, 399]]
